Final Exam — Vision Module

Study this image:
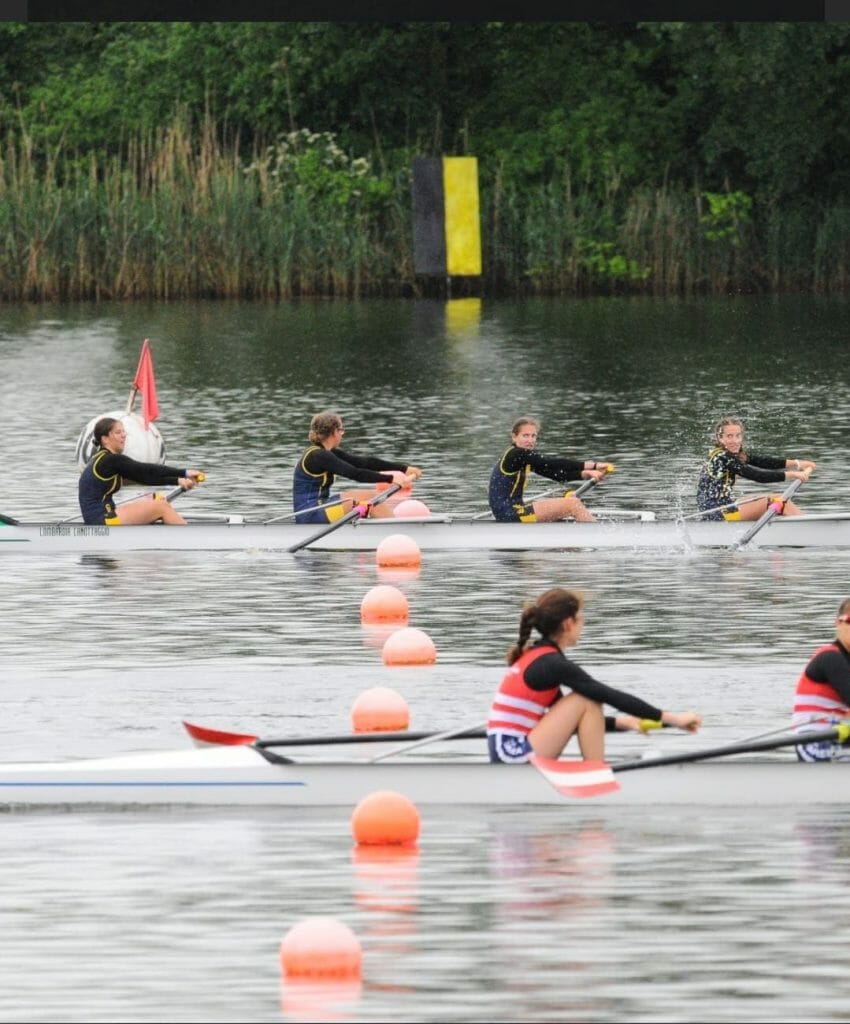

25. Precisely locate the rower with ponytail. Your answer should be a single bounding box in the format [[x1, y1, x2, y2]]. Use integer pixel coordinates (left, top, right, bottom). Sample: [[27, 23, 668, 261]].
[[487, 587, 702, 765]]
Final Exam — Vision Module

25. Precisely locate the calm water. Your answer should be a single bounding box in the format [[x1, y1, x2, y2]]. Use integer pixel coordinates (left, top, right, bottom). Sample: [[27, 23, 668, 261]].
[[2, 295, 850, 1022]]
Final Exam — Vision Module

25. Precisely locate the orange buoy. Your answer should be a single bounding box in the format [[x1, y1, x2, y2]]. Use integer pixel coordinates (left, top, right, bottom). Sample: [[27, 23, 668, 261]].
[[376, 533, 422, 568], [280, 917, 362, 978], [393, 498, 431, 518], [350, 686, 410, 732], [359, 584, 409, 625], [350, 790, 421, 846], [381, 626, 437, 666]]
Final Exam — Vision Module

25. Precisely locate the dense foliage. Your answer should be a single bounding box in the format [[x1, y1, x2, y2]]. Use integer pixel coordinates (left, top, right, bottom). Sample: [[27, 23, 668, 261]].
[[1, 22, 850, 298]]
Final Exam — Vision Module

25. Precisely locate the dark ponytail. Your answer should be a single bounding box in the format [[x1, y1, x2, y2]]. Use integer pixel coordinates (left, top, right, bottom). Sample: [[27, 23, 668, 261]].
[[507, 587, 584, 664]]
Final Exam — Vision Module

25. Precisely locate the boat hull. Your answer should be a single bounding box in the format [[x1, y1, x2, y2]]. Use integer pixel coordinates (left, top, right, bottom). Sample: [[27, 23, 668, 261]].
[[1, 513, 848, 553], [0, 746, 843, 808]]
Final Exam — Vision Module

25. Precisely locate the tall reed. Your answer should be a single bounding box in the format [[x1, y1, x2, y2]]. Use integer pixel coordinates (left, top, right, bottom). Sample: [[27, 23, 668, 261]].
[[0, 114, 847, 300]]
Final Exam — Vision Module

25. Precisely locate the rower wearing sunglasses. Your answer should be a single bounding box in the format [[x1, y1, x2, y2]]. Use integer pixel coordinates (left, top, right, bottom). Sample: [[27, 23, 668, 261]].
[[792, 599, 850, 762], [293, 411, 421, 524]]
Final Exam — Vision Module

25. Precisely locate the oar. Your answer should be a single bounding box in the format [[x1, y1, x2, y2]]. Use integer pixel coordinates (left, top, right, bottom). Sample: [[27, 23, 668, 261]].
[[288, 481, 403, 553], [529, 723, 850, 800], [613, 723, 850, 773], [368, 720, 488, 762], [731, 477, 803, 550], [182, 719, 486, 749]]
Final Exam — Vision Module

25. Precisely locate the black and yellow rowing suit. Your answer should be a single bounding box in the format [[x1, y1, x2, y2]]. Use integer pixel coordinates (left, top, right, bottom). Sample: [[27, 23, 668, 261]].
[[488, 446, 584, 522], [293, 445, 408, 524], [696, 447, 786, 521], [79, 449, 186, 525]]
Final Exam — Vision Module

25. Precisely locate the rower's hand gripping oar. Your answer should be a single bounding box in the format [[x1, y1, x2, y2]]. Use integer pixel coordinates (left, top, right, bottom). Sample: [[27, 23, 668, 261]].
[[162, 471, 205, 505], [288, 481, 403, 553], [731, 477, 804, 550]]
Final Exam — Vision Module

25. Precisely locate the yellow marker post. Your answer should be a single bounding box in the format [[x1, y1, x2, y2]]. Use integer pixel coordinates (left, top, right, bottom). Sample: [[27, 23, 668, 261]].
[[442, 157, 482, 277]]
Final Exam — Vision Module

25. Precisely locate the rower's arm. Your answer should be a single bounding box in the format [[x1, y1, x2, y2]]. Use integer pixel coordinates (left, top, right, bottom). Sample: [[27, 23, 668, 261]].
[[99, 452, 185, 486], [525, 450, 585, 483], [305, 447, 399, 485]]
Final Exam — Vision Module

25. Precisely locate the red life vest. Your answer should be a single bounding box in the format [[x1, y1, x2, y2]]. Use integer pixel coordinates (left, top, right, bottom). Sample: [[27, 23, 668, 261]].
[[792, 642, 850, 727], [487, 644, 561, 736]]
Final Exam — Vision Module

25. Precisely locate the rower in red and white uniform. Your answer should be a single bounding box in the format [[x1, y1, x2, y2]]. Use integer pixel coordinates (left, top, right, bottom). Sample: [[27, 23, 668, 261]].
[[792, 598, 850, 762], [486, 587, 702, 763]]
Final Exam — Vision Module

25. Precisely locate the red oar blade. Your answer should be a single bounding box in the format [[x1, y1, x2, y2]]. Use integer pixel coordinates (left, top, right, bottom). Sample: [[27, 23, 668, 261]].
[[529, 754, 621, 798], [182, 720, 258, 747]]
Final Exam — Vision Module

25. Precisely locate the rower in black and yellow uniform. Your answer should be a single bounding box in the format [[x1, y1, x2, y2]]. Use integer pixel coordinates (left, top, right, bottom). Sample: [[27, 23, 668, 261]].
[[293, 411, 421, 524], [488, 416, 611, 523], [696, 416, 815, 521], [79, 417, 203, 526]]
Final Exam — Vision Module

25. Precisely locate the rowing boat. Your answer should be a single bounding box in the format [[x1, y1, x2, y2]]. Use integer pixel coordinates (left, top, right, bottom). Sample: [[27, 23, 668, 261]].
[[0, 743, 842, 808], [1, 511, 849, 553]]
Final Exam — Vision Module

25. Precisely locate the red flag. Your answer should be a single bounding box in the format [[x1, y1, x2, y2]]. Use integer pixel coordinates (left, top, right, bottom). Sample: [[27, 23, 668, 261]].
[[133, 338, 160, 428]]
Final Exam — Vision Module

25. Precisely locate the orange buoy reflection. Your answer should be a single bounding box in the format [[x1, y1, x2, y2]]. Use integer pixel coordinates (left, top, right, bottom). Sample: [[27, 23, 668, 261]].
[[280, 977, 363, 1023]]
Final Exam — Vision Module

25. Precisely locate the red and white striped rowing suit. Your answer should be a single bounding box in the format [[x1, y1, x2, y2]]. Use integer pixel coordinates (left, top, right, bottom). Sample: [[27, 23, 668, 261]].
[[792, 643, 850, 727], [487, 644, 561, 738], [792, 642, 850, 762]]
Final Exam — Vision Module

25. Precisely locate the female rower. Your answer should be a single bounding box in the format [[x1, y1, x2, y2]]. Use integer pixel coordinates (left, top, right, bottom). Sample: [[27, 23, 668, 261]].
[[293, 411, 421, 524], [488, 416, 611, 523], [486, 588, 702, 764], [696, 416, 816, 521], [792, 598, 850, 762], [78, 417, 203, 526]]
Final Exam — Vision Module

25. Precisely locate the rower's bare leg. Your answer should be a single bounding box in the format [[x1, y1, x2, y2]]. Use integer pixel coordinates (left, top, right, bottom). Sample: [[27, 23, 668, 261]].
[[114, 497, 187, 525], [532, 496, 596, 523], [736, 496, 803, 521], [341, 488, 400, 519], [529, 693, 605, 760]]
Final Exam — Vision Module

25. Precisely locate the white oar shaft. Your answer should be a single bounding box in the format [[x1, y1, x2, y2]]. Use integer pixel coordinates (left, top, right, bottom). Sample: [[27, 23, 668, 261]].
[[369, 721, 487, 762], [265, 498, 345, 524]]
